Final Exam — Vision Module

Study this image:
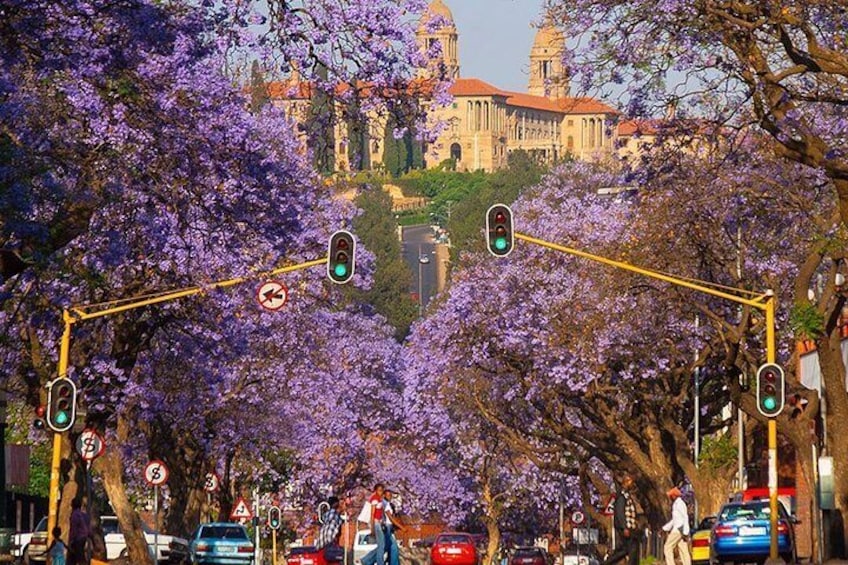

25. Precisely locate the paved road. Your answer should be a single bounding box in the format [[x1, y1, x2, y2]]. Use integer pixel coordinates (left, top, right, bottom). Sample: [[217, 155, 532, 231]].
[[402, 224, 438, 316]]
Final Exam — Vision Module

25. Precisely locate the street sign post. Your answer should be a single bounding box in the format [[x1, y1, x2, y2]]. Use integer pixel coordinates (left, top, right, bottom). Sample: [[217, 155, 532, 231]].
[[257, 281, 289, 311], [144, 460, 169, 561], [203, 472, 220, 523]]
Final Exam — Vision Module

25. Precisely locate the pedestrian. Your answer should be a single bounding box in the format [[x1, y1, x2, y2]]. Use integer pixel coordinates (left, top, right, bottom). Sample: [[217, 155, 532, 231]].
[[602, 473, 639, 565], [662, 487, 691, 565], [382, 489, 404, 565], [361, 484, 386, 565], [68, 498, 91, 565], [46, 527, 68, 565], [316, 496, 345, 565]]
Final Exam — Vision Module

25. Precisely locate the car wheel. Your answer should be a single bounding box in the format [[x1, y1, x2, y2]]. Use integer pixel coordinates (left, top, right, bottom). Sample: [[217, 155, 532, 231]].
[[780, 553, 794, 564]]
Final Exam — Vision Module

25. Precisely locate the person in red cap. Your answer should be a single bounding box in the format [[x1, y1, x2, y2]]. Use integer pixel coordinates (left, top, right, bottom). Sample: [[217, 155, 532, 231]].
[[662, 487, 691, 565]]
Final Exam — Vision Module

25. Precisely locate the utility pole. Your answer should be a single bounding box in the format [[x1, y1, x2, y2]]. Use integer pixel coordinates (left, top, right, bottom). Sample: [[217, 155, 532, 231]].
[[0, 387, 6, 528]]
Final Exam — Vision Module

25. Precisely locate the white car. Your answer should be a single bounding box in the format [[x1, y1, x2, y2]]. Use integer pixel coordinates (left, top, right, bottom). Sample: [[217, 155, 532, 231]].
[[101, 515, 189, 563], [353, 529, 378, 565], [13, 517, 48, 564]]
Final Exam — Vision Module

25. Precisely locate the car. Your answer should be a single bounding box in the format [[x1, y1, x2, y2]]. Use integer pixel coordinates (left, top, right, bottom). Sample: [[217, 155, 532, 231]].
[[510, 547, 548, 565], [100, 515, 190, 563], [710, 501, 797, 565], [287, 545, 321, 565], [430, 532, 477, 565], [21, 518, 49, 564], [419, 255, 430, 264], [691, 516, 716, 565], [188, 522, 254, 564], [560, 548, 600, 565], [353, 529, 377, 565]]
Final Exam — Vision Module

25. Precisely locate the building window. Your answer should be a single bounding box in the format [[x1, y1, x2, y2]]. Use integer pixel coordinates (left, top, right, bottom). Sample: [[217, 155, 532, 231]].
[[567, 136, 574, 149], [450, 143, 462, 162]]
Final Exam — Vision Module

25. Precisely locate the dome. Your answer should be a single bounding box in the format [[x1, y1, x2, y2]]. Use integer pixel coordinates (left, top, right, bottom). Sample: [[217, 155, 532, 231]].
[[532, 24, 565, 49], [425, 0, 454, 23]]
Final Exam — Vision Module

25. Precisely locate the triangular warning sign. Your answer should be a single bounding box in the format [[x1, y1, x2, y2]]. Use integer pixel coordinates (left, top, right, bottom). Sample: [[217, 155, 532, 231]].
[[230, 496, 253, 520]]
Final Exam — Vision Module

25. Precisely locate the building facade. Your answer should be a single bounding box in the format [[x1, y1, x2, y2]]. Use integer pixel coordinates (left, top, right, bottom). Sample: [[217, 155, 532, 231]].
[[269, 0, 627, 173]]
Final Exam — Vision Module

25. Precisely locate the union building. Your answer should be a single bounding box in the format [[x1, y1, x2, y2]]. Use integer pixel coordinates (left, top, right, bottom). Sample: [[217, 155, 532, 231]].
[[269, 0, 643, 173]]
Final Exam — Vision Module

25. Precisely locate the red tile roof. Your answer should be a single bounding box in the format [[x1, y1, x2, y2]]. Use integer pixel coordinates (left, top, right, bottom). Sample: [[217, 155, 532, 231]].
[[448, 78, 617, 115], [617, 119, 660, 136]]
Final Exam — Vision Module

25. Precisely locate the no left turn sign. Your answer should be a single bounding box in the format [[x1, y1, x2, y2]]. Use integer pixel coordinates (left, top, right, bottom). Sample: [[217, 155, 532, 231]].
[[144, 460, 169, 486], [257, 281, 289, 311]]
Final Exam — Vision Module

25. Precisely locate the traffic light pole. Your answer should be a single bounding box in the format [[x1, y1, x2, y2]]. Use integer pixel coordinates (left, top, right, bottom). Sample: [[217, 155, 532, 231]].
[[514, 232, 781, 560], [47, 256, 328, 546]]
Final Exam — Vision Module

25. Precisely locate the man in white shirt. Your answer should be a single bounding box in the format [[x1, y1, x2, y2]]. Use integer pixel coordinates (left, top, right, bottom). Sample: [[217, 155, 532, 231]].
[[662, 487, 691, 565]]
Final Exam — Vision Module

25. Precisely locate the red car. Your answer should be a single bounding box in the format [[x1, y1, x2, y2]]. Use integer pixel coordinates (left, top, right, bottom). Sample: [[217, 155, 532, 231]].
[[510, 547, 548, 565], [431, 533, 478, 565]]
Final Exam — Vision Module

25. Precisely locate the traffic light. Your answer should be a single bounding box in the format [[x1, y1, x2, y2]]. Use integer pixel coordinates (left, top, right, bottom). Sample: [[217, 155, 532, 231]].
[[268, 505, 282, 530], [486, 204, 514, 257], [327, 230, 356, 284], [33, 405, 46, 431], [756, 363, 785, 418], [46, 378, 77, 432]]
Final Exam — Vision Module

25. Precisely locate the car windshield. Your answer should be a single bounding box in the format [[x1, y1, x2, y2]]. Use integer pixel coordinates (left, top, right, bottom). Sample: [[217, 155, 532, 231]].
[[35, 518, 47, 532], [101, 518, 153, 535], [200, 526, 248, 540], [514, 549, 543, 558], [719, 503, 778, 521], [698, 517, 716, 530], [437, 535, 472, 545], [358, 534, 376, 544]]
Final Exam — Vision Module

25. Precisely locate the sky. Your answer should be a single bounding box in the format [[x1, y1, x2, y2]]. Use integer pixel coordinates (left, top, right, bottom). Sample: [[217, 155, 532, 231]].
[[437, 0, 547, 92]]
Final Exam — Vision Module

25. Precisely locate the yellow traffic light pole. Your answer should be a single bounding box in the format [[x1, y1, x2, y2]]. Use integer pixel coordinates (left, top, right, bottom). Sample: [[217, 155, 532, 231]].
[[515, 232, 781, 560], [48, 257, 327, 544]]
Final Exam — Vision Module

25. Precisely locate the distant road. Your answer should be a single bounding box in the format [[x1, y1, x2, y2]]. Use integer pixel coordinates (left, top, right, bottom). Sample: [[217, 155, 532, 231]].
[[402, 224, 438, 315]]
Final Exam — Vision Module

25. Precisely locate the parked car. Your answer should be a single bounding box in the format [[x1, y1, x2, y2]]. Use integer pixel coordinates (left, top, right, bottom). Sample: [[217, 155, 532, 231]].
[[100, 515, 190, 563], [353, 529, 377, 565], [287, 545, 320, 565], [710, 501, 797, 565], [188, 522, 254, 565], [559, 548, 600, 565], [430, 533, 477, 565], [510, 547, 548, 565], [13, 517, 47, 564], [691, 516, 716, 565], [23, 518, 49, 564]]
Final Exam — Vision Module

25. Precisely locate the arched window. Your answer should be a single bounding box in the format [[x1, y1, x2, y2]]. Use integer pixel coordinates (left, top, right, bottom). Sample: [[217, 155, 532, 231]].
[[450, 143, 462, 162]]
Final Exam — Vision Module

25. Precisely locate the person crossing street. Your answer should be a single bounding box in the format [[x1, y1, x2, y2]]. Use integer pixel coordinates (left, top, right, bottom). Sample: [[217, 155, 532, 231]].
[[662, 487, 691, 565]]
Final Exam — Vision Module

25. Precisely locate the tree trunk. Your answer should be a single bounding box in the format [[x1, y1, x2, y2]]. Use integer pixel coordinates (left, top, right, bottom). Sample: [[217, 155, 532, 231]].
[[483, 517, 501, 565]]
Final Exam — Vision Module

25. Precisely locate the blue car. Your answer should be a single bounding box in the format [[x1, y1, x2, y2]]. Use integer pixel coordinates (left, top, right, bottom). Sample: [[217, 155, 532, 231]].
[[710, 500, 797, 564], [189, 522, 254, 565]]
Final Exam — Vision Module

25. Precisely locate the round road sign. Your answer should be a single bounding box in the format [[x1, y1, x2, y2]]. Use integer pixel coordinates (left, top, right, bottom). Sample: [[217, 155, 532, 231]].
[[257, 281, 289, 311], [144, 460, 169, 486], [571, 510, 585, 526], [76, 429, 106, 462], [204, 472, 220, 493]]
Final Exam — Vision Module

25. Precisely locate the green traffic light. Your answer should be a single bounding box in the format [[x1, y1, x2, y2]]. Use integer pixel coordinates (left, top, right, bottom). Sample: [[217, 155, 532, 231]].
[[495, 237, 507, 251], [763, 397, 777, 411], [54, 411, 69, 425], [334, 264, 348, 277]]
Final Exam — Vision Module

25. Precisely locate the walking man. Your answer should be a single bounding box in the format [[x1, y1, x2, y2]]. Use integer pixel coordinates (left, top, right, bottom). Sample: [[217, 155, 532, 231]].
[[602, 474, 639, 565], [361, 484, 386, 565], [662, 487, 691, 565], [382, 489, 404, 565], [67, 498, 90, 565], [316, 496, 344, 565]]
